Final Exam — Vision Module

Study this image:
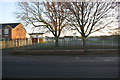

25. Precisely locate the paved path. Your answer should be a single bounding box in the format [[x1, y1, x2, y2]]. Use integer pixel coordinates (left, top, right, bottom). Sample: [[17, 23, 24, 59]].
[[15, 48, 118, 51]]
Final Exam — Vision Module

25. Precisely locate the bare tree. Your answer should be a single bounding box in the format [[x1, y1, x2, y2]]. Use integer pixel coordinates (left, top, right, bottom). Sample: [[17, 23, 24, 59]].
[[64, 2, 116, 52], [16, 2, 68, 46], [108, 27, 120, 35]]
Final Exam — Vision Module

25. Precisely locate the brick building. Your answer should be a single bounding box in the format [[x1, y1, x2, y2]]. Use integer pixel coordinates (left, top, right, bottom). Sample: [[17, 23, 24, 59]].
[[0, 23, 27, 40]]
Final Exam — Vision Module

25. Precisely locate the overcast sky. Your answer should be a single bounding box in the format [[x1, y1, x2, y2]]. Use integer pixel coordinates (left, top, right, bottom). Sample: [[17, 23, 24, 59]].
[[0, 2, 119, 37]]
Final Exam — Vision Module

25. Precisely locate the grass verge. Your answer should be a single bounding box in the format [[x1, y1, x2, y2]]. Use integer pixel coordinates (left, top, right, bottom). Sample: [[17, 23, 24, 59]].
[[11, 49, 118, 56]]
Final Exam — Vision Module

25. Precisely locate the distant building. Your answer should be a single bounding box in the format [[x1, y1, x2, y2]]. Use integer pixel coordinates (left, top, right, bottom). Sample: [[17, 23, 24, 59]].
[[26, 32, 31, 39], [0, 23, 28, 40], [29, 33, 45, 43], [64, 36, 73, 41], [87, 36, 100, 41], [88, 35, 119, 41]]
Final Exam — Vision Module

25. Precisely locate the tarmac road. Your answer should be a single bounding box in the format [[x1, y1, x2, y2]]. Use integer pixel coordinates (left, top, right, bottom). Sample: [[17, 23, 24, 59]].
[[2, 55, 118, 78]]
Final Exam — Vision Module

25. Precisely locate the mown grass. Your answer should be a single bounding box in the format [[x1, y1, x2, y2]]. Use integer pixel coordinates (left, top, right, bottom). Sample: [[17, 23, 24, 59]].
[[88, 40, 118, 43], [11, 49, 118, 56], [2, 44, 118, 50], [29, 44, 118, 50]]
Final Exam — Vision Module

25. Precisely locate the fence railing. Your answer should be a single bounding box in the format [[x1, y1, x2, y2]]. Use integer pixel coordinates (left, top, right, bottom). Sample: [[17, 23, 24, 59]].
[[0, 39, 32, 49], [0, 36, 119, 49], [26, 37, 118, 49]]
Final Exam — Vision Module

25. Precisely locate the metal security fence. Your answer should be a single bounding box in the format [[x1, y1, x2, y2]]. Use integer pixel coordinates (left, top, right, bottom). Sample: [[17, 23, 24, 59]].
[[23, 36, 119, 50], [1, 36, 118, 50]]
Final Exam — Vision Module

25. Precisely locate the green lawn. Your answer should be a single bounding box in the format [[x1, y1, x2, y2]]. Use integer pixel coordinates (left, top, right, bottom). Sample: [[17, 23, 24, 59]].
[[29, 45, 118, 50], [88, 40, 118, 43], [11, 49, 118, 56]]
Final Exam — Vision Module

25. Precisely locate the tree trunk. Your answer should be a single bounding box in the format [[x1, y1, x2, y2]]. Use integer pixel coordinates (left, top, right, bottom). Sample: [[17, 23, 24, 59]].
[[55, 37, 59, 47], [82, 37, 88, 53]]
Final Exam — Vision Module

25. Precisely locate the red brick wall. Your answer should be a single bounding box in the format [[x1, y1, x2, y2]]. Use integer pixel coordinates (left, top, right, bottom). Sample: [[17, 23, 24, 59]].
[[12, 23, 26, 39]]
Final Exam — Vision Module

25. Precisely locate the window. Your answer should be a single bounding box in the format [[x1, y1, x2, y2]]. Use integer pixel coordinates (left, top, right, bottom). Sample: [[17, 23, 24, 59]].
[[4, 34, 8, 37], [0, 29, 2, 35], [0, 29, 2, 38], [4, 28, 9, 34]]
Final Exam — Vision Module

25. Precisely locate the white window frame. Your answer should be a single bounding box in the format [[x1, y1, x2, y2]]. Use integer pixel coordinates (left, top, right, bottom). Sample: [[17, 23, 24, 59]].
[[0, 29, 2, 35], [4, 34, 8, 37], [4, 28, 9, 34]]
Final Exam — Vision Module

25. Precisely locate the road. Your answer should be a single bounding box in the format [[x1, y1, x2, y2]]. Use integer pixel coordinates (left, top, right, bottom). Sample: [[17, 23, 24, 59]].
[[2, 54, 118, 78]]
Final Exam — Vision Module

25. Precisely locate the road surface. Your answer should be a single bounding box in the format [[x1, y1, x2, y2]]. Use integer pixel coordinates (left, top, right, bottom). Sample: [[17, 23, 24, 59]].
[[2, 54, 118, 78]]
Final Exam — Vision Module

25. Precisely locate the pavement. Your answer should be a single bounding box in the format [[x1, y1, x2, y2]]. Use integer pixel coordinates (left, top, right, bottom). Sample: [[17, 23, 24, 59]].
[[15, 49, 118, 51]]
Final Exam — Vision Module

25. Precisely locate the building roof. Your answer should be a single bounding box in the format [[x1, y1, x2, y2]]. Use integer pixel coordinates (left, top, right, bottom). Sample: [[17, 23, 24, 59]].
[[29, 33, 44, 35], [1, 23, 20, 28]]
